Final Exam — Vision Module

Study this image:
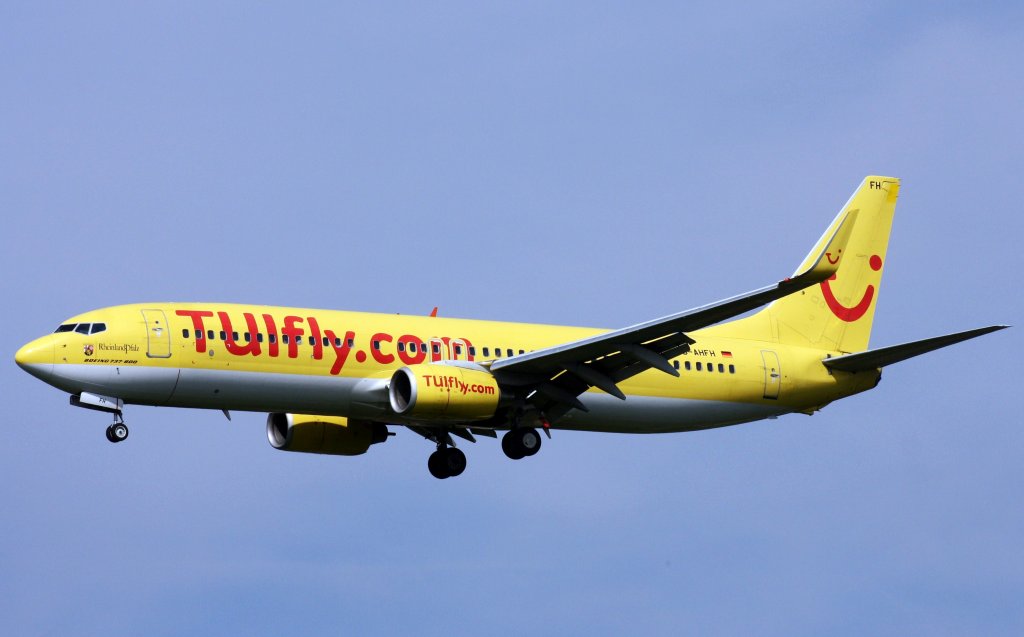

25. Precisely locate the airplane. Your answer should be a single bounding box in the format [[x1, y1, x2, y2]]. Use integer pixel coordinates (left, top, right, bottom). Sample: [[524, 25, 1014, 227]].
[[15, 176, 1007, 479]]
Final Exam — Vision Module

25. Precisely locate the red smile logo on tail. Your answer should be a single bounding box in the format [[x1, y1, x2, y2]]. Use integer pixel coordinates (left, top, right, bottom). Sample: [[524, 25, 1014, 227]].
[[821, 254, 883, 322]]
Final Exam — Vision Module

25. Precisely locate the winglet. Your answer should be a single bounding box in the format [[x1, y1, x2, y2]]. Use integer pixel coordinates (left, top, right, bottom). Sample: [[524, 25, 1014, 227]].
[[789, 208, 859, 284]]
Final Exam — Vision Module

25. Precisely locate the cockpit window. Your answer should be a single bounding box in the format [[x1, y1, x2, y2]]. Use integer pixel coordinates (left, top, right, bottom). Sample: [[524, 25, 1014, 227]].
[[54, 322, 107, 335]]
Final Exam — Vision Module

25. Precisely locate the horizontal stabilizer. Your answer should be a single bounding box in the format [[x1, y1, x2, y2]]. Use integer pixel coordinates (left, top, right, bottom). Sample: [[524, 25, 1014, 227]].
[[822, 325, 1009, 373]]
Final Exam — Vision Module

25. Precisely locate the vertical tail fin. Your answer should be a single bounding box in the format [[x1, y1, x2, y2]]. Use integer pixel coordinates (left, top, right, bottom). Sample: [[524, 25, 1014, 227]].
[[767, 176, 900, 353]]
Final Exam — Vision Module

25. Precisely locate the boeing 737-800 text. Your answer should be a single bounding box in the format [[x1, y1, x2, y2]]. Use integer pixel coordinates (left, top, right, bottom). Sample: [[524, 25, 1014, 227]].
[[15, 177, 1006, 478]]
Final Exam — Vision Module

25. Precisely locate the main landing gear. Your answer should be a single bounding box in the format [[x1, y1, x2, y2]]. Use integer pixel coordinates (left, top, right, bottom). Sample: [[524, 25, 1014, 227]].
[[502, 428, 542, 460], [425, 426, 544, 479], [105, 414, 129, 443], [428, 445, 467, 479]]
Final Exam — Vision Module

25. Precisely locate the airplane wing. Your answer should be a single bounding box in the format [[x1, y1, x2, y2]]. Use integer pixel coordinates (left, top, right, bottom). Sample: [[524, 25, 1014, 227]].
[[486, 209, 859, 419], [822, 325, 1009, 373]]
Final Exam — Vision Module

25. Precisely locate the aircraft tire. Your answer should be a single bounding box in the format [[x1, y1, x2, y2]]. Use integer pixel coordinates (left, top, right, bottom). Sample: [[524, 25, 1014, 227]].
[[105, 426, 116, 443], [428, 450, 450, 479], [110, 423, 129, 443], [444, 447, 467, 477], [501, 431, 526, 460], [519, 428, 542, 456]]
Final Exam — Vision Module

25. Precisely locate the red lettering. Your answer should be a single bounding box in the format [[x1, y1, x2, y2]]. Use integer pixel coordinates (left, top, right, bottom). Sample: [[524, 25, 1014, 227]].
[[262, 314, 279, 357], [282, 316, 305, 359], [325, 329, 355, 375], [397, 334, 426, 365], [218, 312, 262, 357], [371, 332, 395, 364], [176, 310, 214, 353], [308, 316, 324, 360]]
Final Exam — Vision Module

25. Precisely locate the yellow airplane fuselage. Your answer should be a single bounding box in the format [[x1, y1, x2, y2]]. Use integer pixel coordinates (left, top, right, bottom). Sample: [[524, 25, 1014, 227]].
[[17, 302, 878, 434]]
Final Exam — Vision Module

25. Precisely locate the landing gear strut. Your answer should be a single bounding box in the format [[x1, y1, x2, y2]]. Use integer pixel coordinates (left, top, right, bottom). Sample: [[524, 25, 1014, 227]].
[[502, 428, 541, 460], [428, 445, 467, 479], [105, 414, 128, 443]]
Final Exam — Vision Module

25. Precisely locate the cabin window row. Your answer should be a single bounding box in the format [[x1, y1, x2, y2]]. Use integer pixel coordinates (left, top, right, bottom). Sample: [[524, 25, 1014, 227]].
[[183, 328, 528, 359], [183, 329, 356, 348], [673, 360, 736, 374]]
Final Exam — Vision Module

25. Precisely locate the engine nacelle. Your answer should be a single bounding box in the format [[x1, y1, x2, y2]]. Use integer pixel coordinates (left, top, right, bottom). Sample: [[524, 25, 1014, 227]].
[[267, 413, 389, 456], [389, 364, 500, 421]]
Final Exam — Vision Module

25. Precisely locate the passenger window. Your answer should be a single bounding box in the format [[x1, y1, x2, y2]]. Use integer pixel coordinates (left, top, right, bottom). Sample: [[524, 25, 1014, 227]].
[[349, 338, 356, 348], [469, 346, 476, 356], [91, 323, 106, 334], [397, 342, 405, 353], [718, 364, 724, 373], [269, 334, 277, 344], [708, 364, 713, 373], [373, 340, 381, 350], [335, 337, 342, 347], [483, 347, 490, 357], [519, 349, 525, 355], [507, 349, 513, 357], [182, 329, 189, 338], [420, 343, 427, 353], [432, 344, 440, 354], [207, 330, 215, 340], [195, 330, 204, 339], [322, 337, 329, 346], [673, 360, 680, 370], [75, 324, 91, 334], [729, 364, 736, 374], [685, 361, 691, 371], [308, 336, 316, 346], [244, 333, 252, 343], [282, 335, 290, 344], [696, 362, 702, 371], [232, 332, 239, 341], [454, 345, 462, 355], [257, 333, 264, 343]]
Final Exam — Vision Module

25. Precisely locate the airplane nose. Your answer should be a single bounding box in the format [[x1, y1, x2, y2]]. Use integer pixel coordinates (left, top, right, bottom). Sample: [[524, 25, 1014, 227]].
[[15, 336, 54, 380]]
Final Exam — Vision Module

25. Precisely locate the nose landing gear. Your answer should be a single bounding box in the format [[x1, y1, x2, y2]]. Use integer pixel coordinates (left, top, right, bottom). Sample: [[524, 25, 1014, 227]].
[[105, 415, 129, 443]]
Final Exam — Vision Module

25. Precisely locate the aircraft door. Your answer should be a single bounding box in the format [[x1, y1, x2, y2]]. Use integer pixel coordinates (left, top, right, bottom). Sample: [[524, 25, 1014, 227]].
[[142, 309, 172, 358], [761, 350, 781, 400]]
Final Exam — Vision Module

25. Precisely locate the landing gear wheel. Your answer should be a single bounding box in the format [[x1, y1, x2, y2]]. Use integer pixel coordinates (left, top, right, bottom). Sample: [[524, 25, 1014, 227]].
[[443, 447, 467, 477], [105, 426, 116, 443], [428, 447, 468, 479], [502, 428, 541, 459], [518, 428, 542, 456], [109, 422, 129, 443], [502, 431, 526, 460]]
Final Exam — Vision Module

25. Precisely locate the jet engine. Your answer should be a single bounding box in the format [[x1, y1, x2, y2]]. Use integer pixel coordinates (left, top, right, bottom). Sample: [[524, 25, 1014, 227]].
[[267, 413, 389, 456], [389, 364, 500, 420]]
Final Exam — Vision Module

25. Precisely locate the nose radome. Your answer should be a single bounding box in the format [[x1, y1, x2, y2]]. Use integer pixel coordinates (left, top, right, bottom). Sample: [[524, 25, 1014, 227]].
[[15, 336, 54, 380]]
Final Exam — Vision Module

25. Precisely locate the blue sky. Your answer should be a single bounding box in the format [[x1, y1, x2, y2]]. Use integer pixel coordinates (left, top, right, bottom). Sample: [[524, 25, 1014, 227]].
[[2, 2, 1021, 635]]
